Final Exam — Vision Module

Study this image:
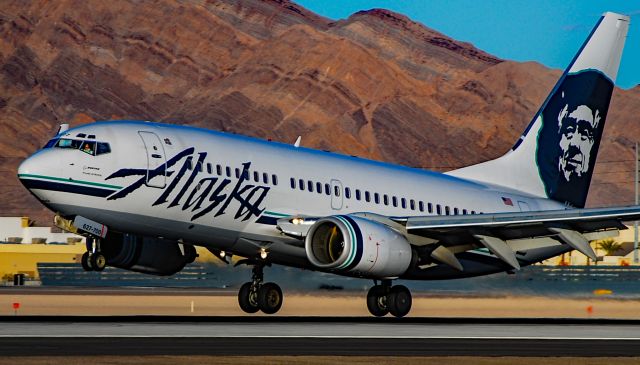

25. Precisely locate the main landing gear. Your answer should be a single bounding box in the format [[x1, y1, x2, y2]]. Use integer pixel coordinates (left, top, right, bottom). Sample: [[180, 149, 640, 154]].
[[80, 237, 107, 272], [367, 280, 412, 318], [237, 262, 283, 315]]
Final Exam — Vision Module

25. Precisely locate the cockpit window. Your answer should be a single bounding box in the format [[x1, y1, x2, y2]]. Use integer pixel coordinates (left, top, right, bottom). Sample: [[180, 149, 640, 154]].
[[53, 138, 111, 156], [96, 142, 111, 155], [56, 139, 83, 149], [80, 141, 96, 155], [43, 138, 59, 149]]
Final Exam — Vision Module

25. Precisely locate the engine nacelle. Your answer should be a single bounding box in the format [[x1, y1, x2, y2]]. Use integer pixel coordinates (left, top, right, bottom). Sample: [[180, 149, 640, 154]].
[[101, 232, 197, 276], [305, 215, 412, 278]]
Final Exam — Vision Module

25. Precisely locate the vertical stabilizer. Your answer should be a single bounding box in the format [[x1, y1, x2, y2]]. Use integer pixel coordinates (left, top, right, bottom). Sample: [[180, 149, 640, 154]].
[[448, 12, 629, 208]]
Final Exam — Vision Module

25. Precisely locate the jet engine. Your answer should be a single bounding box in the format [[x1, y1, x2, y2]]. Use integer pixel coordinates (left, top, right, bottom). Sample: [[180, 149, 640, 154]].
[[101, 232, 197, 276], [304, 215, 412, 278]]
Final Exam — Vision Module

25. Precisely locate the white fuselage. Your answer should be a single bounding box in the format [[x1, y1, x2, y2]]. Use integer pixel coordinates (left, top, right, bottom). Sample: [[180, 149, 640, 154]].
[[18, 121, 565, 269]]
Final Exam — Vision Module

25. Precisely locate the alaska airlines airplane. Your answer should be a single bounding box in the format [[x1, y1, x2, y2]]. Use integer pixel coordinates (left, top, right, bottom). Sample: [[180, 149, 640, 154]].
[[17, 12, 638, 317]]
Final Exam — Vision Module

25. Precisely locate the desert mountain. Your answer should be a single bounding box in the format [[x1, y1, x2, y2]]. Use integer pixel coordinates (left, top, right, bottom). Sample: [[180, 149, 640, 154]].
[[1, 0, 638, 225]]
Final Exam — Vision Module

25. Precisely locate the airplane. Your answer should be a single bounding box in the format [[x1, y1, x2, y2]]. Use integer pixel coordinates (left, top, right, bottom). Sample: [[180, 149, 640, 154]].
[[17, 12, 637, 317]]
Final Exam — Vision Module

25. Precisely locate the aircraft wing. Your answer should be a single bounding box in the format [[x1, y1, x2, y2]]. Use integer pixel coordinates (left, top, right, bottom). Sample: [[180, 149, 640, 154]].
[[398, 205, 640, 270]]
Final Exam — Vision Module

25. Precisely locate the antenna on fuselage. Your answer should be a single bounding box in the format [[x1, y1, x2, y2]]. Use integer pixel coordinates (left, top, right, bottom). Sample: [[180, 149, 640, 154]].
[[57, 123, 69, 135], [294, 136, 301, 147]]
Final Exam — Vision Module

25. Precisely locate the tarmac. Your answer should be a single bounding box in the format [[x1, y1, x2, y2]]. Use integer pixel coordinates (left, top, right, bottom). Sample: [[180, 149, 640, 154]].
[[1, 316, 640, 356]]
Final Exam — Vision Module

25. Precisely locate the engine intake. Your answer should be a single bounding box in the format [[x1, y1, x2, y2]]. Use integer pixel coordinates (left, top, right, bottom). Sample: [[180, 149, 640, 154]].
[[305, 215, 412, 278]]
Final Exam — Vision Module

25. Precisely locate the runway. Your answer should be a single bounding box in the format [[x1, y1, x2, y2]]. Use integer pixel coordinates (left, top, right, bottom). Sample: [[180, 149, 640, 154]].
[[1, 316, 640, 356]]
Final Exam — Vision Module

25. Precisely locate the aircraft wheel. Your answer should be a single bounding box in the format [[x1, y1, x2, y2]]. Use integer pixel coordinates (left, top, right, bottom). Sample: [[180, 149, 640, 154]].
[[238, 282, 260, 314], [258, 282, 283, 314], [81, 252, 93, 271], [366, 285, 389, 317], [90, 252, 107, 272], [388, 285, 412, 318]]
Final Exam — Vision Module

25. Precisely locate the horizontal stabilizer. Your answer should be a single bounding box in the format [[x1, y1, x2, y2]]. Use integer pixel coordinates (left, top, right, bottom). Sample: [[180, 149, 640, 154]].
[[474, 235, 520, 270], [549, 227, 597, 261]]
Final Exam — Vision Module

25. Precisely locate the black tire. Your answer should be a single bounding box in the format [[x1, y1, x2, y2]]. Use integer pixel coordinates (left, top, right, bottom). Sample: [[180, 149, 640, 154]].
[[81, 252, 93, 271], [90, 252, 107, 272], [388, 285, 412, 318], [366, 285, 389, 317], [258, 282, 283, 314], [238, 282, 260, 314]]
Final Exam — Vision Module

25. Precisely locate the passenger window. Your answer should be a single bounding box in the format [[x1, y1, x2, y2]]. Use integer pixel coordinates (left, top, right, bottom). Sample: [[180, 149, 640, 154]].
[[207, 163, 213, 174], [365, 191, 371, 202], [96, 142, 111, 156], [436, 205, 442, 215], [272, 175, 278, 185], [462, 209, 468, 215], [243, 170, 249, 179], [471, 210, 476, 215], [299, 179, 305, 191], [334, 185, 340, 197], [374, 193, 380, 204], [419, 201, 424, 212], [392, 196, 398, 207], [324, 183, 330, 195], [428, 203, 433, 213], [410, 199, 415, 211], [235, 168, 240, 179], [316, 182, 322, 193], [345, 187, 351, 199], [401, 198, 406, 209], [290, 178, 295, 189], [263, 173, 269, 184], [197, 162, 204, 172], [254, 171, 259, 182], [445, 206, 450, 215], [226, 166, 231, 177], [187, 159, 193, 170], [356, 189, 361, 201], [308, 181, 314, 192], [217, 165, 222, 175], [454, 208, 459, 215], [383, 194, 389, 206]]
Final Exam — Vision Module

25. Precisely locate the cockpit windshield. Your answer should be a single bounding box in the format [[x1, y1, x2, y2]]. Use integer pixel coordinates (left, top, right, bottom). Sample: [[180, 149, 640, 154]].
[[44, 138, 111, 156]]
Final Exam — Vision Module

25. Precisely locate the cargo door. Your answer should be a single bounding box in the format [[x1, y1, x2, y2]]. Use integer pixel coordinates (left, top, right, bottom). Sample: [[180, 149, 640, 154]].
[[138, 131, 167, 188]]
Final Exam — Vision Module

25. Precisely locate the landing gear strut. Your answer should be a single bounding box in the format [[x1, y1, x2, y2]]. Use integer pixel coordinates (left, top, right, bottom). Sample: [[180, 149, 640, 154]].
[[238, 262, 283, 314], [367, 280, 412, 318], [80, 237, 107, 272]]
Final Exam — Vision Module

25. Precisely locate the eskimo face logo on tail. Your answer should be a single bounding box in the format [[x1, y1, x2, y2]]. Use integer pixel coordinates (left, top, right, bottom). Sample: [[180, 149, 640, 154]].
[[104, 147, 269, 222], [537, 71, 614, 208], [557, 101, 601, 181]]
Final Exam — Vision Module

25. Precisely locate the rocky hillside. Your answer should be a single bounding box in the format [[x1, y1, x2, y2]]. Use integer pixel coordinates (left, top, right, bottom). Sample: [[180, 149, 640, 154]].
[[1, 0, 639, 225]]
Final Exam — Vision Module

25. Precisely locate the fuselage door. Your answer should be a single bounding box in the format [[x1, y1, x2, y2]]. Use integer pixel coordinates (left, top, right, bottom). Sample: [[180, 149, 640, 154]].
[[330, 179, 343, 210], [518, 201, 531, 212], [138, 131, 167, 188]]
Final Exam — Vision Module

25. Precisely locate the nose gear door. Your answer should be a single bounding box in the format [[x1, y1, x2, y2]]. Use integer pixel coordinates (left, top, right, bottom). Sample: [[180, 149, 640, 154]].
[[138, 131, 167, 188]]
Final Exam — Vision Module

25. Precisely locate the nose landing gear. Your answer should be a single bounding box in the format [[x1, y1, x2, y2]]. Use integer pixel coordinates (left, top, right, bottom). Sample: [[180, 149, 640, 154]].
[[367, 280, 412, 318], [80, 237, 107, 272], [237, 262, 283, 315]]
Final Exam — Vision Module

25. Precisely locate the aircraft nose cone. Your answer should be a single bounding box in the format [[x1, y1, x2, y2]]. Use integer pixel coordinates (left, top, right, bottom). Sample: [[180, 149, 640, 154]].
[[17, 155, 35, 182]]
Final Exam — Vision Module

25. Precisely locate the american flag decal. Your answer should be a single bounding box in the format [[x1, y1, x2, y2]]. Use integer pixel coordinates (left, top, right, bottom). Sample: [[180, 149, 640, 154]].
[[502, 197, 514, 206]]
